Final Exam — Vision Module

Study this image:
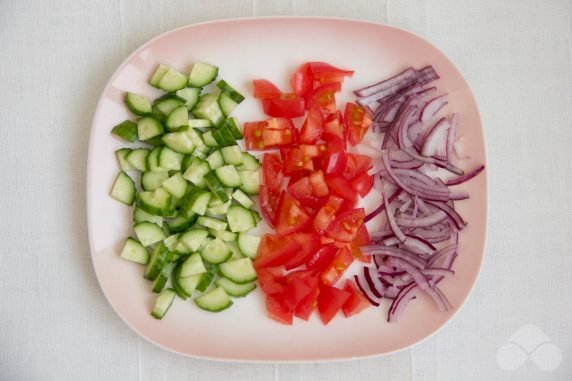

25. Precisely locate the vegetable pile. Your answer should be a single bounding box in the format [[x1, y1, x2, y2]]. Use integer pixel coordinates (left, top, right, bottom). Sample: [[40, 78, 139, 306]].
[[110, 62, 264, 319], [244, 62, 376, 324], [351, 66, 485, 322]]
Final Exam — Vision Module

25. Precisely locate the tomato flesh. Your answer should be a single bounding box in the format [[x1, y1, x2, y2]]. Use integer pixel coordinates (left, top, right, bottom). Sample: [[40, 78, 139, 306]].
[[351, 172, 374, 197], [308, 62, 354, 85], [299, 106, 324, 144], [275, 192, 312, 236], [317, 284, 351, 325], [262, 97, 305, 118], [320, 246, 354, 285], [258, 185, 279, 227], [325, 176, 357, 201], [309, 170, 329, 197], [324, 208, 365, 243], [306, 82, 341, 114], [254, 233, 302, 269], [306, 245, 338, 272], [313, 195, 344, 232], [266, 295, 293, 325], [252, 79, 282, 99], [291, 63, 313, 98], [342, 279, 371, 317], [344, 102, 372, 145], [283, 232, 322, 270]]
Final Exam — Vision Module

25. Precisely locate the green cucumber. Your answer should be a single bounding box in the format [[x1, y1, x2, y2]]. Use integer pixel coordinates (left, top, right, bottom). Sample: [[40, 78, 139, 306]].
[[111, 120, 138, 142], [216, 277, 256, 297], [151, 288, 176, 319], [194, 287, 232, 312], [219, 257, 257, 284], [125, 92, 152, 116], [110, 171, 136, 205], [119, 237, 149, 264]]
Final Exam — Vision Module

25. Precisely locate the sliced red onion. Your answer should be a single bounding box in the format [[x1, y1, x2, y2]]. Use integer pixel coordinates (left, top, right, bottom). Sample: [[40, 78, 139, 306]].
[[422, 268, 455, 278], [446, 113, 458, 160], [385, 257, 430, 290], [445, 164, 485, 186], [396, 211, 447, 228], [388, 283, 418, 322], [449, 190, 470, 200], [421, 117, 451, 157], [354, 274, 381, 306], [363, 267, 383, 299], [425, 286, 449, 311], [354, 67, 417, 97], [425, 201, 467, 231], [361, 245, 427, 268], [420, 94, 448, 122], [381, 184, 408, 243], [433, 286, 453, 310], [364, 188, 402, 223], [427, 244, 458, 268]]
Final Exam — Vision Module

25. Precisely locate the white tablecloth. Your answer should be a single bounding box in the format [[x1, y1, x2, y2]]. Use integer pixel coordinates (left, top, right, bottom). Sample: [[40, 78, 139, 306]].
[[1, 1, 570, 380]]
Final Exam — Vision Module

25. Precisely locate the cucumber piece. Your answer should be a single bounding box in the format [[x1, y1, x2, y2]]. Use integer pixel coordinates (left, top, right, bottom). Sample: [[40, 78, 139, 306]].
[[237, 233, 261, 259], [238, 170, 260, 195], [206, 199, 231, 215], [195, 264, 217, 292], [226, 241, 244, 260], [157, 67, 188, 92], [238, 153, 261, 171], [178, 273, 201, 296], [188, 62, 218, 87], [137, 188, 173, 216], [180, 253, 207, 277], [162, 130, 195, 154], [251, 210, 262, 224], [206, 150, 224, 170], [110, 171, 136, 205], [171, 263, 190, 299], [179, 228, 209, 252], [163, 233, 180, 251], [211, 125, 236, 147], [151, 266, 171, 293], [145, 147, 167, 172], [149, 64, 170, 87], [215, 165, 241, 188], [144, 243, 168, 280], [137, 116, 164, 141], [216, 80, 245, 103], [227, 205, 256, 233], [194, 287, 232, 312], [202, 130, 218, 147], [216, 277, 256, 298], [134, 207, 163, 226], [154, 95, 185, 118], [224, 118, 244, 140], [166, 213, 197, 233], [219, 257, 257, 284], [183, 157, 210, 187], [200, 237, 232, 264], [192, 93, 224, 127], [181, 155, 194, 171], [220, 145, 243, 165], [232, 189, 254, 209], [174, 240, 191, 255], [116, 149, 133, 171], [208, 229, 237, 242], [161, 172, 188, 199], [119, 237, 149, 264], [165, 105, 189, 131], [111, 120, 138, 142], [126, 148, 149, 171], [218, 92, 240, 117], [134, 222, 166, 247], [125, 92, 152, 116], [141, 171, 169, 191], [197, 216, 227, 231], [158, 147, 183, 171], [186, 127, 207, 150], [203, 172, 229, 202], [182, 187, 211, 216], [175, 87, 201, 110], [151, 288, 176, 319], [188, 119, 212, 128]]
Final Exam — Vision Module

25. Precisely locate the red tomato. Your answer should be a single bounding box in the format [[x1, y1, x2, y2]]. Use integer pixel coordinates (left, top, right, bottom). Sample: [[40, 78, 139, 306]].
[[275, 192, 312, 236], [258, 185, 280, 227], [290, 63, 313, 98], [262, 153, 284, 193], [282, 276, 314, 311], [317, 284, 351, 325], [309, 170, 329, 197], [266, 295, 293, 325], [325, 176, 356, 201], [286, 176, 324, 211], [323, 150, 348, 177], [353, 224, 371, 246], [283, 232, 322, 270], [313, 195, 344, 232], [324, 208, 365, 243], [344, 102, 372, 145], [351, 172, 374, 197], [299, 106, 324, 144], [342, 279, 371, 317], [294, 276, 320, 321], [322, 111, 345, 141], [306, 82, 341, 114], [252, 79, 282, 99], [254, 233, 302, 269], [308, 62, 354, 85], [320, 247, 354, 285], [350, 243, 371, 263], [257, 268, 286, 295], [245, 119, 297, 150], [282, 145, 321, 175], [243, 121, 267, 150], [262, 97, 305, 118], [306, 245, 338, 272], [343, 153, 372, 180]]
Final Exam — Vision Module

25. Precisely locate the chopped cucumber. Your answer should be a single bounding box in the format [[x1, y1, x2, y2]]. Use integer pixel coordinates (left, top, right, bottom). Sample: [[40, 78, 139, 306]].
[[116, 149, 133, 171], [180, 253, 207, 277], [175, 87, 201, 110], [144, 243, 168, 280], [215, 165, 241, 188], [227, 205, 256, 233], [219, 257, 257, 284], [232, 189, 254, 209], [194, 287, 232, 312], [202, 130, 218, 147], [224, 118, 244, 140], [183, 157, 210, 187], [216, 278, 256, 298], [151, 288, 176, 319], [195, 264, 217, 292], [237, 234, 261, 259], [151, 266, 171, 293], [238, 170, 260, 195], [137, 116, 164, 141], [197, 216, 227, 231], [134, 207, 163, 226], [226, 241, 244, 260], [141, 171, 169, 191], [206, 150, 224, 170], [111, 120, 138, 142], [238, 153, 261, 170], [149, 64, 170, 87], [220, 145, 243, 165], [125, 92, 152, 116], [137, 188, 173, 216], [134, 222, 166, 247], [204, 172, 229, 202], [206, 198, 231, 215], [119, 237, 149, 264], [179, 229, 209, 252], [182, 187, 211, 216], [188, 62, 218, 87], [161, 172, 188, 199], [145, 147, 167, 172], [165, 105, 189, 131], [111, 171, 136, 205], [188, 119, 212, 128], [154, 95, 185, 117], [216, 80, 245, 103], [158, 147, 183, 170], [218, 92, 240, 117], [162, 130, 195, 154], [192, 93, 224, 127], [211, 125, 236, 147], [126, 148, 149, 171], [163, 233, 180, 251], [157, 67, 188, 92], [209, 229, 237, 242], [166, 213, 197, 233]]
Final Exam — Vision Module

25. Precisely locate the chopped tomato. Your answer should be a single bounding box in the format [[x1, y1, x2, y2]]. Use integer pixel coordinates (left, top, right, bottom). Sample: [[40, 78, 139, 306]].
[[275, 192, 312, 235], [342, 279, 371, 317], [325, 176, 356, 201], [291, 63, 313, 98], [258, 185, 279, 227], [351, 172, 374, 197], [299, 106, 324, 144], [313, 195, 344, 232], [266, 295, 293, 325], [306, 82, 341, 114], [317, 284, 351, 325], [262, 153, 284, 193], [243, 121, 267, 150], [343, 153, 372, 180], [350, 242, 371, 263], [324, 208, 365, 243], [322, 111, 345, 141], [282, 276, 314, 311], [244, 118, 296, 150], [286, 176, 324, 211], [344, 102, 372, 145], [257, 268, 286, 295], [309, 170, 329, 197], [262, 128, 296, 148], [308, 62, 354, 85], [320, 247, 354, 285], [283, 232, 322, 270], [323, 150, 348, 176], [282, 145, 321, 175], [262, 96, 305, 118], [353, 224, 371, 246], [252, 79, 282, 99], [294, 276, 319, 320], [254, 233, 302, 269], [306, 245, 337, 272]]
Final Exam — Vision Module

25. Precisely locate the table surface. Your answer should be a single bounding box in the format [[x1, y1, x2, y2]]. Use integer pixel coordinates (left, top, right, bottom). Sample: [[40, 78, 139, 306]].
[[1, 1, 571, 380]]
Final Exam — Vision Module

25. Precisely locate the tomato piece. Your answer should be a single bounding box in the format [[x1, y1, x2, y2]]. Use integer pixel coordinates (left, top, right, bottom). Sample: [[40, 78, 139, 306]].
[[308, 62, 354, 85], [306, 82, 341, 114], [317, 284, 351, 325], [282, 276, 314, 311], [262, 97, 305, 118], [323, 150, 348, 177], [353, 224, 371, 246], [294, 276, 320, 321], [262, 153, 284, 193], [325, 176, 356, 201], [286, 176, 324, 211], [275, 192, 312, 236], [343, 153, 372, 180], [306, 245, 338, 272], [254, 233, 302, 269], [282, 145, 321, 175], [313, 195, 344, 232], [322, 111, 345, 141], [283, 232, 322, 270], [350, 242, 371, 263], [243, 121, 267, 150], [309, 170, 329, 197], [291, 63, 313, 98], [258, 185, 280, 227], [257, 268, 286, 295], [299, 106, 324, 144], [266, 295, 293, 325], [342, 279, 371, 317], [344, 102, 372, 145], [351, 172, 374, 197], [320, 247, 354, 285], [324, 208, 365, 243], [252, 79, 282, 99], [245, 119, 297, 150]]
